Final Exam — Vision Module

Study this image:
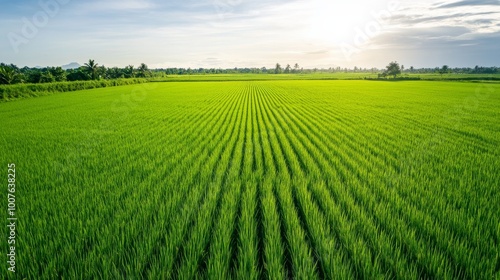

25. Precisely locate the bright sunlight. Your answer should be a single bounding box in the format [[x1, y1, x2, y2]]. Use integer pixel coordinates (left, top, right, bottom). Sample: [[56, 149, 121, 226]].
[[307, 0, 372, 44]]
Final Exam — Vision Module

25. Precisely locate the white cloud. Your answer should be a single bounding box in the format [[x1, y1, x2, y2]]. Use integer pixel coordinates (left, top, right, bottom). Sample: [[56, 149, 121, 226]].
[[1, 0, 499, 68], [75, 0, 155, 12]]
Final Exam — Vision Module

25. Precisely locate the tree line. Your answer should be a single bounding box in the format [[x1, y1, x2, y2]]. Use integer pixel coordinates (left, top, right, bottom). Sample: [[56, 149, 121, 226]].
[[0, 59, 152, 85], [0, 60, 300, 85], [378, 62, 499, 79], [1, 59, 499, 85]]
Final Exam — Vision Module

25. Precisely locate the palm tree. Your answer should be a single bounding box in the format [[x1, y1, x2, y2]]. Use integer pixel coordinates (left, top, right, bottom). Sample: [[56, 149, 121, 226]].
[[84, 59, 98, 80], [0, 65, 21, 84], [294, 63, 300, 73], [274, 63, 282, 74], [284, 64, 291, 73], [125, 65, 135, 78], [137, 63, 150, 78]]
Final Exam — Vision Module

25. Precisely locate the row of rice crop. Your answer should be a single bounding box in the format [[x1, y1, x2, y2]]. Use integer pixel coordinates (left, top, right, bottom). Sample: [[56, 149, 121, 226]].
[[0, 80, 498, 279]]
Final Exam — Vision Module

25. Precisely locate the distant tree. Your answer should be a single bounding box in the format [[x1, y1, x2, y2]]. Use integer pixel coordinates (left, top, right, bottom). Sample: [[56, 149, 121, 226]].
[[0, 65, 22, 84], [284, 64, 291, 73], [107, 67, 123, 79], [439, 65, 450, 76], [378, 73, 387, 79], [274, 63, 282, 74], [50, 67, 66, 82], [410, 66, 414, 73], [125, 65, 135, 78], [294, 63, 300, 73], [96, 65, 107, 79], [39, 71, 55, 83], [84, 59, 99, 80], [66, 67, 90, 81], [25, 69, 42, 83], [385, 61, 401, 79], [137, 63, 151, 78]]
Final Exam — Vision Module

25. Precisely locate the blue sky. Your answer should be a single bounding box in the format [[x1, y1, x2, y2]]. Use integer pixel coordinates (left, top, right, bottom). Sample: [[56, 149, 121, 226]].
[[1, 0, 499, 68]]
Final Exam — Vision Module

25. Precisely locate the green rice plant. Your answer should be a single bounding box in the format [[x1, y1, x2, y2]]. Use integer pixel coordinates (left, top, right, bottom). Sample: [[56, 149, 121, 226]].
[[0, 80, 498, 279]]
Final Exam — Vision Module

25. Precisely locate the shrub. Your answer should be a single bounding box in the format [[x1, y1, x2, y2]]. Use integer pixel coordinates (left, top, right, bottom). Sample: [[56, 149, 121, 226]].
[[0, 78, 148, 102]]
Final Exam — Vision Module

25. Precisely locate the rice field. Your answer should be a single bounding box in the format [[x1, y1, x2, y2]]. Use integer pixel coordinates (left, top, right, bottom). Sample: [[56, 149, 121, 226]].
[[1, 80, 499, 279]]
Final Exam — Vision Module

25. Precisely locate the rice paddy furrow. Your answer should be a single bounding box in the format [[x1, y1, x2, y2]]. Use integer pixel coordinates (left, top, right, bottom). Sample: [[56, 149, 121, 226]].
[[257, 85, 319, 279], [175, 86, 249, 278], [262, 85, 388, 278], [2, 80, 498, 279]]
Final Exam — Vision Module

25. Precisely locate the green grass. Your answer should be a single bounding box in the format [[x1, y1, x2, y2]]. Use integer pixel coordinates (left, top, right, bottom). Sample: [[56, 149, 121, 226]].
[[1, 80, 499, 279], [154, 73, 382, 81], [0, 78, 148, 101], [155, 73, 500, 82], [408, 73, 500, 81], [3, 73, 499, 103]]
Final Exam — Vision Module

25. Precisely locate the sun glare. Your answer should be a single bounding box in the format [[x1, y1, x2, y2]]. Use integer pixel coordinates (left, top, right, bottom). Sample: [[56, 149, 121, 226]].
[[307, 1, 371, 44]]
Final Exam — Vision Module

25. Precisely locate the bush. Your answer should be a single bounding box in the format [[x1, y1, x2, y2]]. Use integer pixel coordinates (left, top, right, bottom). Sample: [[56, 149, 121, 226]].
[[0, 78, 148, 102]]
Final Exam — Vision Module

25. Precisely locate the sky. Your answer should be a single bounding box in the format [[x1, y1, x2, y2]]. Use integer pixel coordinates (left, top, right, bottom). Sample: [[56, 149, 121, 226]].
[[0, 0, 499, 69]]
